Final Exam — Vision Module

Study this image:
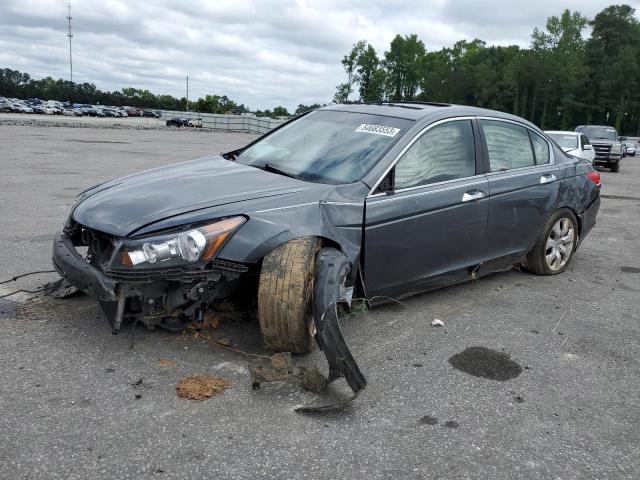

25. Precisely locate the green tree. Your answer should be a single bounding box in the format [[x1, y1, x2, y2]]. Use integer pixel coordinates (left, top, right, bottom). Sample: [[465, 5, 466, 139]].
[[294, 103, 321, 115], [383, 34, 425, 100], [586, 4, 640, 132], [272, 106, 289, 117]]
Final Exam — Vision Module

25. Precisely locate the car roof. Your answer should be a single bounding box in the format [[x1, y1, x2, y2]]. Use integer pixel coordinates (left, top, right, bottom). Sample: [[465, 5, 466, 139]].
[[545, 130, 579, 135], [320, 102, 541, 129]]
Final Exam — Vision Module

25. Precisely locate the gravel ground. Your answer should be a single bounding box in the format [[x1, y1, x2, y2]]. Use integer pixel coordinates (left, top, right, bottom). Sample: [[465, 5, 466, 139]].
[[0, 124, 639, 480]]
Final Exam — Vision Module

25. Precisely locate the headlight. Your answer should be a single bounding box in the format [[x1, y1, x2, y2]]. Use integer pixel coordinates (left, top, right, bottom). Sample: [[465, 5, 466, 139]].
[[611, 144, 621, 154], [117, 216, 246, 268]]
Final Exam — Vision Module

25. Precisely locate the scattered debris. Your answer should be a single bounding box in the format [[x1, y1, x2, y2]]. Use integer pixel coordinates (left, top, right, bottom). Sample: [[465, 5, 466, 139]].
[[134, 394, 142, 400], [431, 319, 445, 327], [131, 378, 152, 389], [443, 420, 460, 429], [158, 358, 177, 368], [202, 311, 222, 329], [247, 353, 328, 393], [419, 415, 438, 425], [299, 366, 328, 393], [249, 353, 294, 390], [176, 374, 231, 400], [44, 277, 80, 299]]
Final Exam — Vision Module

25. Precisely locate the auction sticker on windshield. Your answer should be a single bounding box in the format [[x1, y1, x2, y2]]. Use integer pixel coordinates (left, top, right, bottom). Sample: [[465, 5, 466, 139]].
[[355, 124, 401, 137]]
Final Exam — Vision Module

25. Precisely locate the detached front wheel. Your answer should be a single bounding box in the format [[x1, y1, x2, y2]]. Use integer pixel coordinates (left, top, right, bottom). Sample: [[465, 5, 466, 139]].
[[258, 237, 320, 353], [526, 209, 578, 275]]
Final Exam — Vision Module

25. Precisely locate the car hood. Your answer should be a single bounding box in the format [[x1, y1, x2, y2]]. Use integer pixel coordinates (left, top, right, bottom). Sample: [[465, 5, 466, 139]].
[[72, 155, 324, 237]]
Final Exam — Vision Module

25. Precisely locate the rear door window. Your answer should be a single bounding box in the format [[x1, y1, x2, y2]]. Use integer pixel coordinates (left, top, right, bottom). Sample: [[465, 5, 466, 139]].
[[480, 120, 535, 171], [394, 120, 476, 189]]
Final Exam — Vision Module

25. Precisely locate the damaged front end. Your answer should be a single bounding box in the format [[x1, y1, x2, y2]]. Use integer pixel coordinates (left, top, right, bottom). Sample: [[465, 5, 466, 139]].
[[52, 217, 253, 333]]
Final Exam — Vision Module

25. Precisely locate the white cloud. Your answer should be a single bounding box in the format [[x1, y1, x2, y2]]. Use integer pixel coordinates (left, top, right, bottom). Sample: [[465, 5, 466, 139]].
[[0, 0, 630, 110]]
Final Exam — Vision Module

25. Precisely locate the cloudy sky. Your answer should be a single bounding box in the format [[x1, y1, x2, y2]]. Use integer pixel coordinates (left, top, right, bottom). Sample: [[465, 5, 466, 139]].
[[0, 0, 636, 110]]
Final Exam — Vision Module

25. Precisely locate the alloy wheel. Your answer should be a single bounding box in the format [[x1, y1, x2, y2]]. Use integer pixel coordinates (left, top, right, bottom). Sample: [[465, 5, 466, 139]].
[[545, 218, 575, 271]]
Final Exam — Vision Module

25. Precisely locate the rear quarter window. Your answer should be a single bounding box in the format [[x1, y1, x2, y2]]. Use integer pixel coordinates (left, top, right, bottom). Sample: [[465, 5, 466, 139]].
[[529, 131, 550, 165]]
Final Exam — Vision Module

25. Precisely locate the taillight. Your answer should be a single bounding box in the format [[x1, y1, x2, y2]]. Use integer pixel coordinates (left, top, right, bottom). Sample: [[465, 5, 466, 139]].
[[586, 171, 601, 186]]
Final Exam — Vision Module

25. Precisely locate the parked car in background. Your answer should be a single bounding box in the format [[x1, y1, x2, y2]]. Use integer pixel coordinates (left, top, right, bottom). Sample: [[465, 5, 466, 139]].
[[188, 117, 203, 128], [166, 117, 189, 127], [545, 131, 595, 163], [10, 103, 33, 113], [575, 125, 624, 172], [62, 108, 78, 116], [143, 109, 161, 118], [623, 142, 635, 157], [52, 103, 601, 394]]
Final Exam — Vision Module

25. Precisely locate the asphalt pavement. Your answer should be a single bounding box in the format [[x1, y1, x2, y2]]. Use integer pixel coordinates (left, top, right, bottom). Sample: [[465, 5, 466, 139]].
[[0, 124, 639, 479]]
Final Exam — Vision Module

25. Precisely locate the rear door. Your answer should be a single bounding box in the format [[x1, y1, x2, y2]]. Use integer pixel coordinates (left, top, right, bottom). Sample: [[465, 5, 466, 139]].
[[480, 118, 562, 267], [364, 118, 489, 298]]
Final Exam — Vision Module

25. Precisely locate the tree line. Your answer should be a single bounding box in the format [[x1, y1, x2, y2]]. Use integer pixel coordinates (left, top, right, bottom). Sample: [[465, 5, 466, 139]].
[[334, 5, 640, 135], [0, 69, 307, 118]]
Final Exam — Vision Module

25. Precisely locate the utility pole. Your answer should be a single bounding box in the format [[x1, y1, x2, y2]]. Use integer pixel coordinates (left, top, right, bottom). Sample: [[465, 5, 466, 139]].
[[186, 75, 189, 111], [66, 0, 73, 83]]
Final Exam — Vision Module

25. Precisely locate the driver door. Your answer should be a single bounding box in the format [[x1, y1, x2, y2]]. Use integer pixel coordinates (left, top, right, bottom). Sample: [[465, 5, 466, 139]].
[[363, 118, 489, 299]]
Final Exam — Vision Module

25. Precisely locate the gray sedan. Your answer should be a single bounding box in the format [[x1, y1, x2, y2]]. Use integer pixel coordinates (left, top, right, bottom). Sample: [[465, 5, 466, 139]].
[[52, 102, 601, 398]]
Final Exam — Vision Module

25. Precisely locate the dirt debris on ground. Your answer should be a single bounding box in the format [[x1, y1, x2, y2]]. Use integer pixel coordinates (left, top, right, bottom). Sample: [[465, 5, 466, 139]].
[[158, 358, 177, 368], [175, 374, 231, 400]]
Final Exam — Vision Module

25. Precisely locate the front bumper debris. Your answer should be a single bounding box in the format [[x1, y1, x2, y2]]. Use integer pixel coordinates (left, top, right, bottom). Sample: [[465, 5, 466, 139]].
[[297, 247, 367, 412], [248, 248, 367, 412], [52, 231, 117, 301], [52, 230, 248, 333]]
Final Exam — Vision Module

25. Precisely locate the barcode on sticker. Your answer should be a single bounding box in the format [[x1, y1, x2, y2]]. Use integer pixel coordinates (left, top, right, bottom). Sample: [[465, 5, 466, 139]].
[[355, 124, 401, 137]]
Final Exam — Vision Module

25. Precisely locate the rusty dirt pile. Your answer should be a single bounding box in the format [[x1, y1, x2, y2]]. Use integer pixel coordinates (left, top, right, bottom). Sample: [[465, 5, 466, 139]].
[[175, 374, 231, 400]]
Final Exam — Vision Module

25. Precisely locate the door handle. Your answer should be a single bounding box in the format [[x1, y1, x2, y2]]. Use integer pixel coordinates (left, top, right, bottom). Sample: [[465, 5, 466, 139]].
[[462, 190, 487, 202], [540, 174, 556, 184]]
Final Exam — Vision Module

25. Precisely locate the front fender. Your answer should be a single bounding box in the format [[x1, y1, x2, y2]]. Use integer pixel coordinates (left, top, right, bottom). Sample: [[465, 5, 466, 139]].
[[219, 200, 364, 270]]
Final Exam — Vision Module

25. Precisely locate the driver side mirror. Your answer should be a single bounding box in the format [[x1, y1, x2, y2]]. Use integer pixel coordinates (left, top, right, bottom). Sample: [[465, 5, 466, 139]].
[[583, 144, 593, 151], [620, 136, 627, 141]]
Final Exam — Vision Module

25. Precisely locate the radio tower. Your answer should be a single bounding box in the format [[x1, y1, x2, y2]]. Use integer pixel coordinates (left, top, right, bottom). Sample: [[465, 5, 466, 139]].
[[66, 0, 73, 83]]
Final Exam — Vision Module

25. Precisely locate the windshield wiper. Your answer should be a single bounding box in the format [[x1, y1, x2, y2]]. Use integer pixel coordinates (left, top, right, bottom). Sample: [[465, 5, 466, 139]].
[[262, 163, 304, 181]]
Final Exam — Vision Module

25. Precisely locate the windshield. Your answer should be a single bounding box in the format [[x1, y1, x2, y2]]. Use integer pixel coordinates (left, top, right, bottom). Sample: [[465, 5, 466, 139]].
[[236, 110, 412, 184], [576, 126, 618, 141], [547, 133, 578, 150]]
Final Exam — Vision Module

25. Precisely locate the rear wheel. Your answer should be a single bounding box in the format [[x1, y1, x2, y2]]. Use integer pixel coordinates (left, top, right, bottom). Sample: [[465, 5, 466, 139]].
[[257, 237, 320, 353], [611, 161, 620, 172], [525, 209, 578, 276]]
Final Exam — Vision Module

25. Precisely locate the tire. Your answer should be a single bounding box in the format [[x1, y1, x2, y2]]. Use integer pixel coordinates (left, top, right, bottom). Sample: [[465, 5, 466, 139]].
[[525, 209, 578, 276], [611, 161, 620, 172], [258, 237, 320, 353]]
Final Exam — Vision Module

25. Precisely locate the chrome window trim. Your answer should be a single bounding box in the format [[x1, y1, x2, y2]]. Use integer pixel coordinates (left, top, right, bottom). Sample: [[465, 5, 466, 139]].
[[367, 174, 488, 204], [367, 116, 477, 198], [367, 115, 556, 198]]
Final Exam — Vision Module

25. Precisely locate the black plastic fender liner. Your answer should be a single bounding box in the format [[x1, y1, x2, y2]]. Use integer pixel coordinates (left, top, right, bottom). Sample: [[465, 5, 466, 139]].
[[296, 247, 366, 412]]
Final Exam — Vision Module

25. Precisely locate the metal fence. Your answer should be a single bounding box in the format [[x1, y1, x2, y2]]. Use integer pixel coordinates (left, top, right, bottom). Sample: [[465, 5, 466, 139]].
[[159, 110, 286, 134]]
